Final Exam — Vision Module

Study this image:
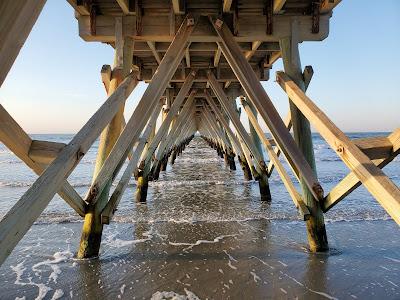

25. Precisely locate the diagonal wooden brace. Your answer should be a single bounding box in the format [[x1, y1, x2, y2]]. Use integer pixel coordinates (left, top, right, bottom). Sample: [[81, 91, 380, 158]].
[[276, 71, 400, 225], [209, 17, 323, 201]]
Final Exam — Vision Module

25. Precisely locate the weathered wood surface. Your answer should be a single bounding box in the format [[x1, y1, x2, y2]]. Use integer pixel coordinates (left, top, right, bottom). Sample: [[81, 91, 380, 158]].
[[0, 73, 136, 266], [276, 71, 400, 225]]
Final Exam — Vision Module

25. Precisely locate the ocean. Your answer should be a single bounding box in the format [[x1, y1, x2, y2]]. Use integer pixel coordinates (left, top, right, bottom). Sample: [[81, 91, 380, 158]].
[[0, 133, 399, 299]]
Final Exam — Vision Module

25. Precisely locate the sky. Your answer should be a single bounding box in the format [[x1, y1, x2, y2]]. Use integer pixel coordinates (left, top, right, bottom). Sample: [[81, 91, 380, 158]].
[[0, 0, 399, 134]]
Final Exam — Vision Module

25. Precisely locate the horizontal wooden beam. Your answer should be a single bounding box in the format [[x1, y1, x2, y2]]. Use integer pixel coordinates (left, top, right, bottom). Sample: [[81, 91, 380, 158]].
[[0, 104, 86, 217], [273, 0, 286, 14], [323, 129, 400, 212], [140, 66, 267, 82], [77, 14, 330, 43], [354, 136, 394, 160], [28, 140, 66, 165], [276, 71, 400, 225]]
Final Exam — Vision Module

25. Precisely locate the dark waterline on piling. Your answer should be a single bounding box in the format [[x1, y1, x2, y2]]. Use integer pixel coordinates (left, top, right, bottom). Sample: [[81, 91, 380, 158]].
[[0, 134, 399, 299]]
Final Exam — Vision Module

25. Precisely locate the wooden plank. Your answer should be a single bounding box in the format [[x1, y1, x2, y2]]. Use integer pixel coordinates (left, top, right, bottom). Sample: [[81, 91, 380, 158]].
[[223, 0, 233, 13], [241, 98, 310, 220], [185, 45, 191, 67], [0, 72, 137, 266], [213, 45, 222, 67], [28, 140, 66, 165], [354, 136, 393, 160], [273, 0, 286, 13], [276, 71, 400, 225], [210, 17, 324, 201], [84, 16, 195, 205], [0, 104, 86, 217], [0, 0, 47, 87], [323, 129, 400, 212], [101, 103, 162, 224], [101, 64, 112, 94], [116, 0, 133, 15], [77, 14, 331, 43], [172, 0, 181, 15], [147, 41, 162, 64]]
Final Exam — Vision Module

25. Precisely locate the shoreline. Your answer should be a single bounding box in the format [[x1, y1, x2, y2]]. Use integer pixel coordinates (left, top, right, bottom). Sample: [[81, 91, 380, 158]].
[[1, 219, 399, 299]]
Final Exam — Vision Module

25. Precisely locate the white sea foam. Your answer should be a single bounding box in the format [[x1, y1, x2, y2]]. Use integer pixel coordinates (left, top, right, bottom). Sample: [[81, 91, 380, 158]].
[[151, 288, 200, 300], [169, 234, 238, 251]]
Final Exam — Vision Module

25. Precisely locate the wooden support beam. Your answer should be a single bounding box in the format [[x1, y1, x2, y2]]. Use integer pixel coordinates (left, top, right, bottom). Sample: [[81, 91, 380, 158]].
[[223, 0, 233, 13], [147, 41, 162, 64], [172, 0, 181, 15], [185, 44, 191, 68], [0, 72, 137, 266], [76, 14, 330, 43], [0, 0, 47, 87], [226, 41, 263, 89], [279, 29, 328, 252], [276, 71, 400, 225], [67, 0, 90, 15], [210, 17, 324, 202], [101, 64, 112, 94], [116, 0, 133, 15], [241, 98, 310, 220], [273, 0, 286, 13], [207, 72, 265, 166], [267, 65, 313, 176], [143, 73, 196, 168], [354, 136, 394, 160], [84, 16, 195, 206], [204, 93, 244, 160], [0, 104, 86, 217], [214, 45, 222, 67], [323, 129, 400, 212], [101, 102, 163, 224]]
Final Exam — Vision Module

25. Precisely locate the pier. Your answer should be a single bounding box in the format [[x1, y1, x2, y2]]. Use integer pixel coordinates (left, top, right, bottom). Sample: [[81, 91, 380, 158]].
[[0, 0, 399, 267]]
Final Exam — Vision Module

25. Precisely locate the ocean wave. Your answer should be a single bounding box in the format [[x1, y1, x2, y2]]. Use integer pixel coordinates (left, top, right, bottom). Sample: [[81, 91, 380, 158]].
[[0, 181, 31, 187], [3, 213, 390, 226]]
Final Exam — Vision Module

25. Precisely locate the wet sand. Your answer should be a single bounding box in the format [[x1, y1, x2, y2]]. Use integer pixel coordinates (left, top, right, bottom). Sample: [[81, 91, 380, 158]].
[[1, 136, 399, 299], [0, 220, 399, 299]]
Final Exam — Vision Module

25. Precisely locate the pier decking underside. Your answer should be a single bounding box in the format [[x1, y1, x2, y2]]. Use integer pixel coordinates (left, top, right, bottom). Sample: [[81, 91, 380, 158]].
[[0, 0, 399, 267]]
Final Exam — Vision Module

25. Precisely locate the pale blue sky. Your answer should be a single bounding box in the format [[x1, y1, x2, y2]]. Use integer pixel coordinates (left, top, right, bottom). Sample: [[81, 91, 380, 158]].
[[0, 0, 399, 133]]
